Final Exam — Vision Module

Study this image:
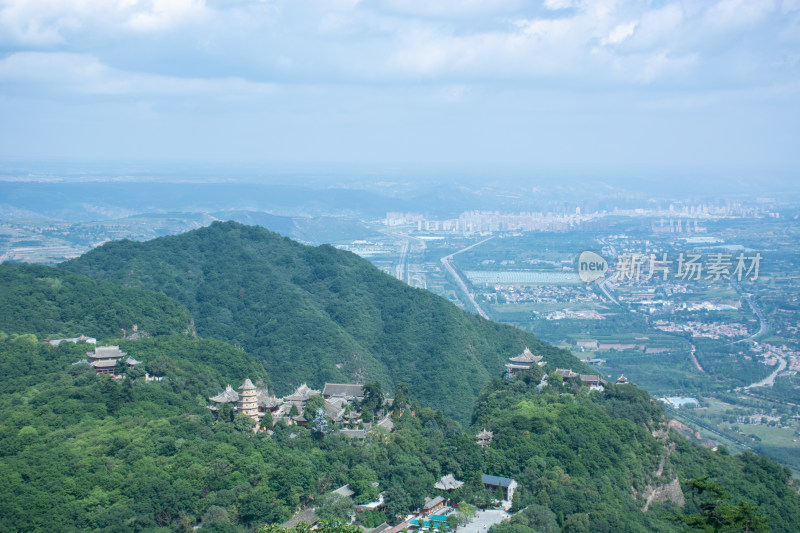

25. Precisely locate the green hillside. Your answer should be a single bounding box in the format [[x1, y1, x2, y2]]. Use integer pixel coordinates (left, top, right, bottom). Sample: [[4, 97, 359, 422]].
[[0, 263, 191, 339], [61, 221, 590, 421], [1, 335, 797, 532], [1, 231, 797, 532]]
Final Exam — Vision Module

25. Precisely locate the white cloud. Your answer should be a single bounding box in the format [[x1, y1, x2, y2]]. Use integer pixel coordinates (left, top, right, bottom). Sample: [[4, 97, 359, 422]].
[[603, 21, 637, 45], [0, 0, 207, 46], [543, 0, 575, 10], [705, 0, 778, 30], [0, 52, 276, 96]]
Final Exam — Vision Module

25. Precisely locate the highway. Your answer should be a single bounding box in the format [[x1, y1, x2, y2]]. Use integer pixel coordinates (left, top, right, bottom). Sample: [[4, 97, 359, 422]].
[[440, 237, 493, 319]]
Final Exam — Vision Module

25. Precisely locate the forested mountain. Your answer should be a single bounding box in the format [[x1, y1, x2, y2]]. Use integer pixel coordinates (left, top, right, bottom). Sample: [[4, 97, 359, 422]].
[[61, 221, 588, 421], [2, 334, 797, 532], [0, 263, 191, 339], [1, 229, 798, 532], [474, 370, 800, 532]]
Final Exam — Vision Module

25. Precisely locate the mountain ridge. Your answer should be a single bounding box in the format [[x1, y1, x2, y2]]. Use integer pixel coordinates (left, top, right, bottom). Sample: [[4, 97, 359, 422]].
[[60, 221, 592, 421]]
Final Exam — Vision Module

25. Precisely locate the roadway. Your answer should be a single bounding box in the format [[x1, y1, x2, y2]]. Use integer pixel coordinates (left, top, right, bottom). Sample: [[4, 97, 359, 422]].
[[440, 237, 493, 320]]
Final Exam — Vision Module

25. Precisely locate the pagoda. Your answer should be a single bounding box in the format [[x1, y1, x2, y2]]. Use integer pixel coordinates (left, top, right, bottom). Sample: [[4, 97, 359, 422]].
[[237, 378, 259, 420]]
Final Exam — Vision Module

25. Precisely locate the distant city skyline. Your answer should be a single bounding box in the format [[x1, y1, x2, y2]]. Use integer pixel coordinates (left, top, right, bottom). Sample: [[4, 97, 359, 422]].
[[1, 0, 799, 182]]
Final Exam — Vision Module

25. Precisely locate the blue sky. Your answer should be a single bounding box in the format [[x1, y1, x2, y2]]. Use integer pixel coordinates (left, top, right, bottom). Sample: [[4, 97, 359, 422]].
[[0, 0, 798, 178]]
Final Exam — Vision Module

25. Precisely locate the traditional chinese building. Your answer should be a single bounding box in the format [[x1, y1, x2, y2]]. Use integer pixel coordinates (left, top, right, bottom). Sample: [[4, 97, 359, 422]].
[[238, 378, 259, 420], [284, 383, 321, 408], [434, 474, 464, 491], [208, 378, 274, 422], [322, 383, 365, 402], [82, 345, 140, 375], [476, 428, 493, 447], [555, 368, 579, 380], [505, 347, 545, 375]]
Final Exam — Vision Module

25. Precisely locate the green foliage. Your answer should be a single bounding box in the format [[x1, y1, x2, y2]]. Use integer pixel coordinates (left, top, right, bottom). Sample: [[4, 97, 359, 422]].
[[315, 493, 355, 522], [671, 477, 771, 532], [0, 262, 190, 338], [61, 221, 590, 421], [2, 223, 798, 533], [259, 520, 363, 533], [359, 510, 388, 528], [305, 394, 325, 416], [454, 502, 477, 525]]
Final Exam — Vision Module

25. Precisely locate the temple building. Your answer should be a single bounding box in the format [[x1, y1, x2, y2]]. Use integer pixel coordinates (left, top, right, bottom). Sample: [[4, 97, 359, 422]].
[[209, 378, 274, 422], [434, 474, 464, 491], [555, 368, 579, 380], [238, 378, 259, 419], [77, 345, 141, 375], [285, 383, 321, 406], [476, 428, 493, 447], [505, 347, 545, 375], [322, 383, 365, 402]]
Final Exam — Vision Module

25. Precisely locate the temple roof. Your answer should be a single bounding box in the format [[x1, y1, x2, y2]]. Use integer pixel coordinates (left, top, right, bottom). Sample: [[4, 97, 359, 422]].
[[332, 485, 355, 498], [257, 390, 283, 409], [285, 383, 320, 402], [325, 398, 346, 422], [476, 428, 493, 439], [90, 359, 117, 368], [239, 378, 257, 391], [89, 346, 127, 360], [555, 368, 579, 379], [509, 347, 543, 363], [209, 385, 239, 403], [322, 383, 364, 399], [435, 474, 464, 491], [341, 429, 366, 439], [374, 416, 394, 432], [423, 496, 445, 509]]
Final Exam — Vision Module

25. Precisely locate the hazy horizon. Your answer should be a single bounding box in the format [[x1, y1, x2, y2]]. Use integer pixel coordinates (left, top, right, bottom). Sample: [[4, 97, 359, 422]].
[[1, 0, 798, 185]]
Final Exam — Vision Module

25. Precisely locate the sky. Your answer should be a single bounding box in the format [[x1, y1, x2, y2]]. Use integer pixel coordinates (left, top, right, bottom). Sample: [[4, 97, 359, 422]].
[[0, 0, 799, 179]]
